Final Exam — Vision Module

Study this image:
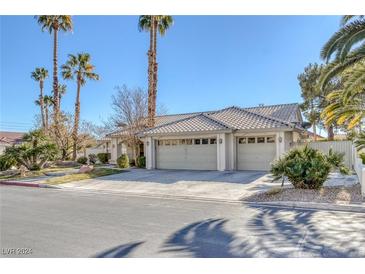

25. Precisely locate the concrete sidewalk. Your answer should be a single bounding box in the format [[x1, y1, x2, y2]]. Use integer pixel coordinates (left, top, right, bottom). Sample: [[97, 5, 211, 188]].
[[59, 169, 278, 201]]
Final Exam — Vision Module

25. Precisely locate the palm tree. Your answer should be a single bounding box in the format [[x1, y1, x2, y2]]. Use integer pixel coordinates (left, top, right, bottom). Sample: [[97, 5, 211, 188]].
[[43, 95, 54, 131], [52, 83, 67, 109], [31, 67, 48, 130], [35, 16, 73, 127], [322, 64, 365, 130], [61, 53, 100, 160], [319, 15, 365, 90], [138, 15, 173, 127]]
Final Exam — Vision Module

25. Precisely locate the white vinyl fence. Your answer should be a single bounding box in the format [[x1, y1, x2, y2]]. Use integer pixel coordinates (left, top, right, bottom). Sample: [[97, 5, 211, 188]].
[[292, 140, 353, 168]]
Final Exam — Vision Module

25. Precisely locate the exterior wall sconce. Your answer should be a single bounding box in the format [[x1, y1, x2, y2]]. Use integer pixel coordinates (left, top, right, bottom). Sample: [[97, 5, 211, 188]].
[[219, 138, 223, 144], [146, 141, 150, 146], [278, 136, 283, 143]]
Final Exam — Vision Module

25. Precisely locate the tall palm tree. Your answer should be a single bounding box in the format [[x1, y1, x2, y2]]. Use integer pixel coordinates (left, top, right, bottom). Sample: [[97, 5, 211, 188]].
[[31, 67, 48, 130], [35, 16, 73, 127], [138, 15, 173, 127], [319, 15, 365, 90], [61, 53, 100, 160]]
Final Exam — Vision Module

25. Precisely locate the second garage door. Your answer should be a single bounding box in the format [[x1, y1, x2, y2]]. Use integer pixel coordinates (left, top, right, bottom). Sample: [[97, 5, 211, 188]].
[[237, 136, 276, 171], [156, 137, 217, 170]]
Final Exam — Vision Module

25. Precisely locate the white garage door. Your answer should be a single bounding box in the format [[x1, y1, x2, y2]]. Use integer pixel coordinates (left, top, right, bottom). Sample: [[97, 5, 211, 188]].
[[156, 138, 217, 170], [237, 136, 276, 171]]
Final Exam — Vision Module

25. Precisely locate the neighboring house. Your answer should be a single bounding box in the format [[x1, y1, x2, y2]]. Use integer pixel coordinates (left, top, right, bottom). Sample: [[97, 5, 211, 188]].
[[302, 131, 325, 141], [109, 103, 306, 171], [77, 137, 112, 159], [0, 131, 25, 154]]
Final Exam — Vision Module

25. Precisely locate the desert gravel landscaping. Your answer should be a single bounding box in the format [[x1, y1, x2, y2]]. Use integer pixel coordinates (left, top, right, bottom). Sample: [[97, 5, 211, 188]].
[[244, 184, 364, 205]]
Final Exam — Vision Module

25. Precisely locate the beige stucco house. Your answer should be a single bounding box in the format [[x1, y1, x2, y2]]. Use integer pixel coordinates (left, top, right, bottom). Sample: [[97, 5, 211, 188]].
[[108, 103, 306, 171]]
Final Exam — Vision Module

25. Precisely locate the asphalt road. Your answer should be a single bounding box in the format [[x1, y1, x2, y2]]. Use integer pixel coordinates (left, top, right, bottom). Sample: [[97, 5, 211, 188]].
[[1, 186, 364, 258]]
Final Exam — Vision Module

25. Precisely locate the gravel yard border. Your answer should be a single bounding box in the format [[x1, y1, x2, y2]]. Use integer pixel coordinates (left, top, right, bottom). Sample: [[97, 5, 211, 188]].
[[243, 184, 364, 205]]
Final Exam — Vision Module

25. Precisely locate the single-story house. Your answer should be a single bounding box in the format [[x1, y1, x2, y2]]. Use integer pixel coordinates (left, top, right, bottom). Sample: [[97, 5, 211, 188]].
[[108, 103, 307, 171], [0, 131, 25, 155]]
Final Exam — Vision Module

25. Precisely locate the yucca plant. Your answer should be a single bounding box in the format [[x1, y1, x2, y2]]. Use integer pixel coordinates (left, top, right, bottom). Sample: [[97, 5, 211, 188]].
[[271, 146, 349, 189]]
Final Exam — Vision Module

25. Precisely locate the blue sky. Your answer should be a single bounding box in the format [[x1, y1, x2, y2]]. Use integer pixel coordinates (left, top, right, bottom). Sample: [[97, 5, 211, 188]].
[[0, 15, 341, 132]]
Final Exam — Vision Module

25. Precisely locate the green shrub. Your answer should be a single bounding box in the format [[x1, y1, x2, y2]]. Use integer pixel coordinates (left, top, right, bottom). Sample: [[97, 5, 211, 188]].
[[117, 154, 129, 168], [360, 153, 365, 165], [137, 156, 146, 168], [88, 154, 97, 165], [77, 156, 88, 165], [0, 154, 17, 171], [97, 153, 109, 164], [271, 146, 349, 189]]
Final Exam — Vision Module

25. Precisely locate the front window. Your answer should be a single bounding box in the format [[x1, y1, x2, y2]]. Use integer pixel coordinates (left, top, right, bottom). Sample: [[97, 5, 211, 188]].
[[194, 139, 201, 145], [238, 137, 246, 144], [202, 138, 209, 144], [266, 136, 275, 143], [247, 137, 256, 144], [257, 137, 265, 143], [210, 138, 217, 144]]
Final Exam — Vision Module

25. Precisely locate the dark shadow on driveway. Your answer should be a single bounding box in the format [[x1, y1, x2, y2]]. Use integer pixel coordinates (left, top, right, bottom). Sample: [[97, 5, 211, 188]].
[[94, 241, 144, 258], [160, 206, 365, 258]]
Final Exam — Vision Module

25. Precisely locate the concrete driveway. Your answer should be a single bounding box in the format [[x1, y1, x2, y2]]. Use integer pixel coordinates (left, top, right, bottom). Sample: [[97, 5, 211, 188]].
[[60, 169, 277, 201]]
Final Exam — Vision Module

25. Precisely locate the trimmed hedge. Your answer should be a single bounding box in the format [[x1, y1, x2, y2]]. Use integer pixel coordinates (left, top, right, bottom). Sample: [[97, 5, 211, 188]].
[[77, 156, 88, 165], [137, 156, 146, 168], [117, 154, 129, 168], [97, 153, 109, 164]]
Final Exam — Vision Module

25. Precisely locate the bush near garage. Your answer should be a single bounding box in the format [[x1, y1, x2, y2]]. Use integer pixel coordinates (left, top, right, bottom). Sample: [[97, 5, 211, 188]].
[[117, 154, 129, 168], [97, 153, 109, 164], [77, 156, 88, 165], [271, 146, 349, 189], [136, 156, 146, 168], [88, 154, 97, 165]]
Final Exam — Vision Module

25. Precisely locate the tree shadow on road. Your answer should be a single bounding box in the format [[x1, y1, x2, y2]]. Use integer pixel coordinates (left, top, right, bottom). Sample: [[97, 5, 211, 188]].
[[94, 241, 144, 258], [160, 218, 241, 257], [160, 206, 365, 258]]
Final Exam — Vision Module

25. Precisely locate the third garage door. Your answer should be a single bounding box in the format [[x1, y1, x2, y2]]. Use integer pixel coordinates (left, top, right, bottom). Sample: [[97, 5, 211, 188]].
[[237, 136, 276, 171]]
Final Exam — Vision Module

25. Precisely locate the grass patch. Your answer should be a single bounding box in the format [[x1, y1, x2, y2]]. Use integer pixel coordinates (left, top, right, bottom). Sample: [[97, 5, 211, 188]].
[[45, 168, 123, 185], [0, 167, 79, 180]]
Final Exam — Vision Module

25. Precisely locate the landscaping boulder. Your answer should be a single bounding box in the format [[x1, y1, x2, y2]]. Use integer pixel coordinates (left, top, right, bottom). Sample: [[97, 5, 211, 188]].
[[78, 165, 94, 174]]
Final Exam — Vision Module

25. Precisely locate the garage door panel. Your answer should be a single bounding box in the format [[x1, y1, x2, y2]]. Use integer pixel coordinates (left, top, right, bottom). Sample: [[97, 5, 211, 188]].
[[156, 142, 217, 170], [237, 138, 276, 171]]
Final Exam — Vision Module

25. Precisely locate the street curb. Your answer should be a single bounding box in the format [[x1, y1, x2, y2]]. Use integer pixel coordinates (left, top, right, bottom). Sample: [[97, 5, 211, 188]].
[[0, 180, 60, 189], [246, 201, 365, 213], [56, 186, 365, 213]]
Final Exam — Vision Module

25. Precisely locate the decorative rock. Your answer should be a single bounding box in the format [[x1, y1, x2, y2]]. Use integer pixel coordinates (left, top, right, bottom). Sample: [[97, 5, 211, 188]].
[[78, 165, 94, 174]]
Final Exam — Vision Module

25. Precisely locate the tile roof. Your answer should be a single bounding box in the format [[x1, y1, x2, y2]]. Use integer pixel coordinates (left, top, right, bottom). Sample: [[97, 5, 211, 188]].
[[206, 107, 291, 130], [110, 103, 302, 136], [0, 131, 25, 145], [140, 103, 302, 135], [245, 103, 301, 124], [144, 113, 230, 135]]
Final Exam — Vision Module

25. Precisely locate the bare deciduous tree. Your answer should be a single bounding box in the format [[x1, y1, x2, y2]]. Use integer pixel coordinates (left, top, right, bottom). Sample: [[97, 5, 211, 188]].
[[110, 85, 148, 162]]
